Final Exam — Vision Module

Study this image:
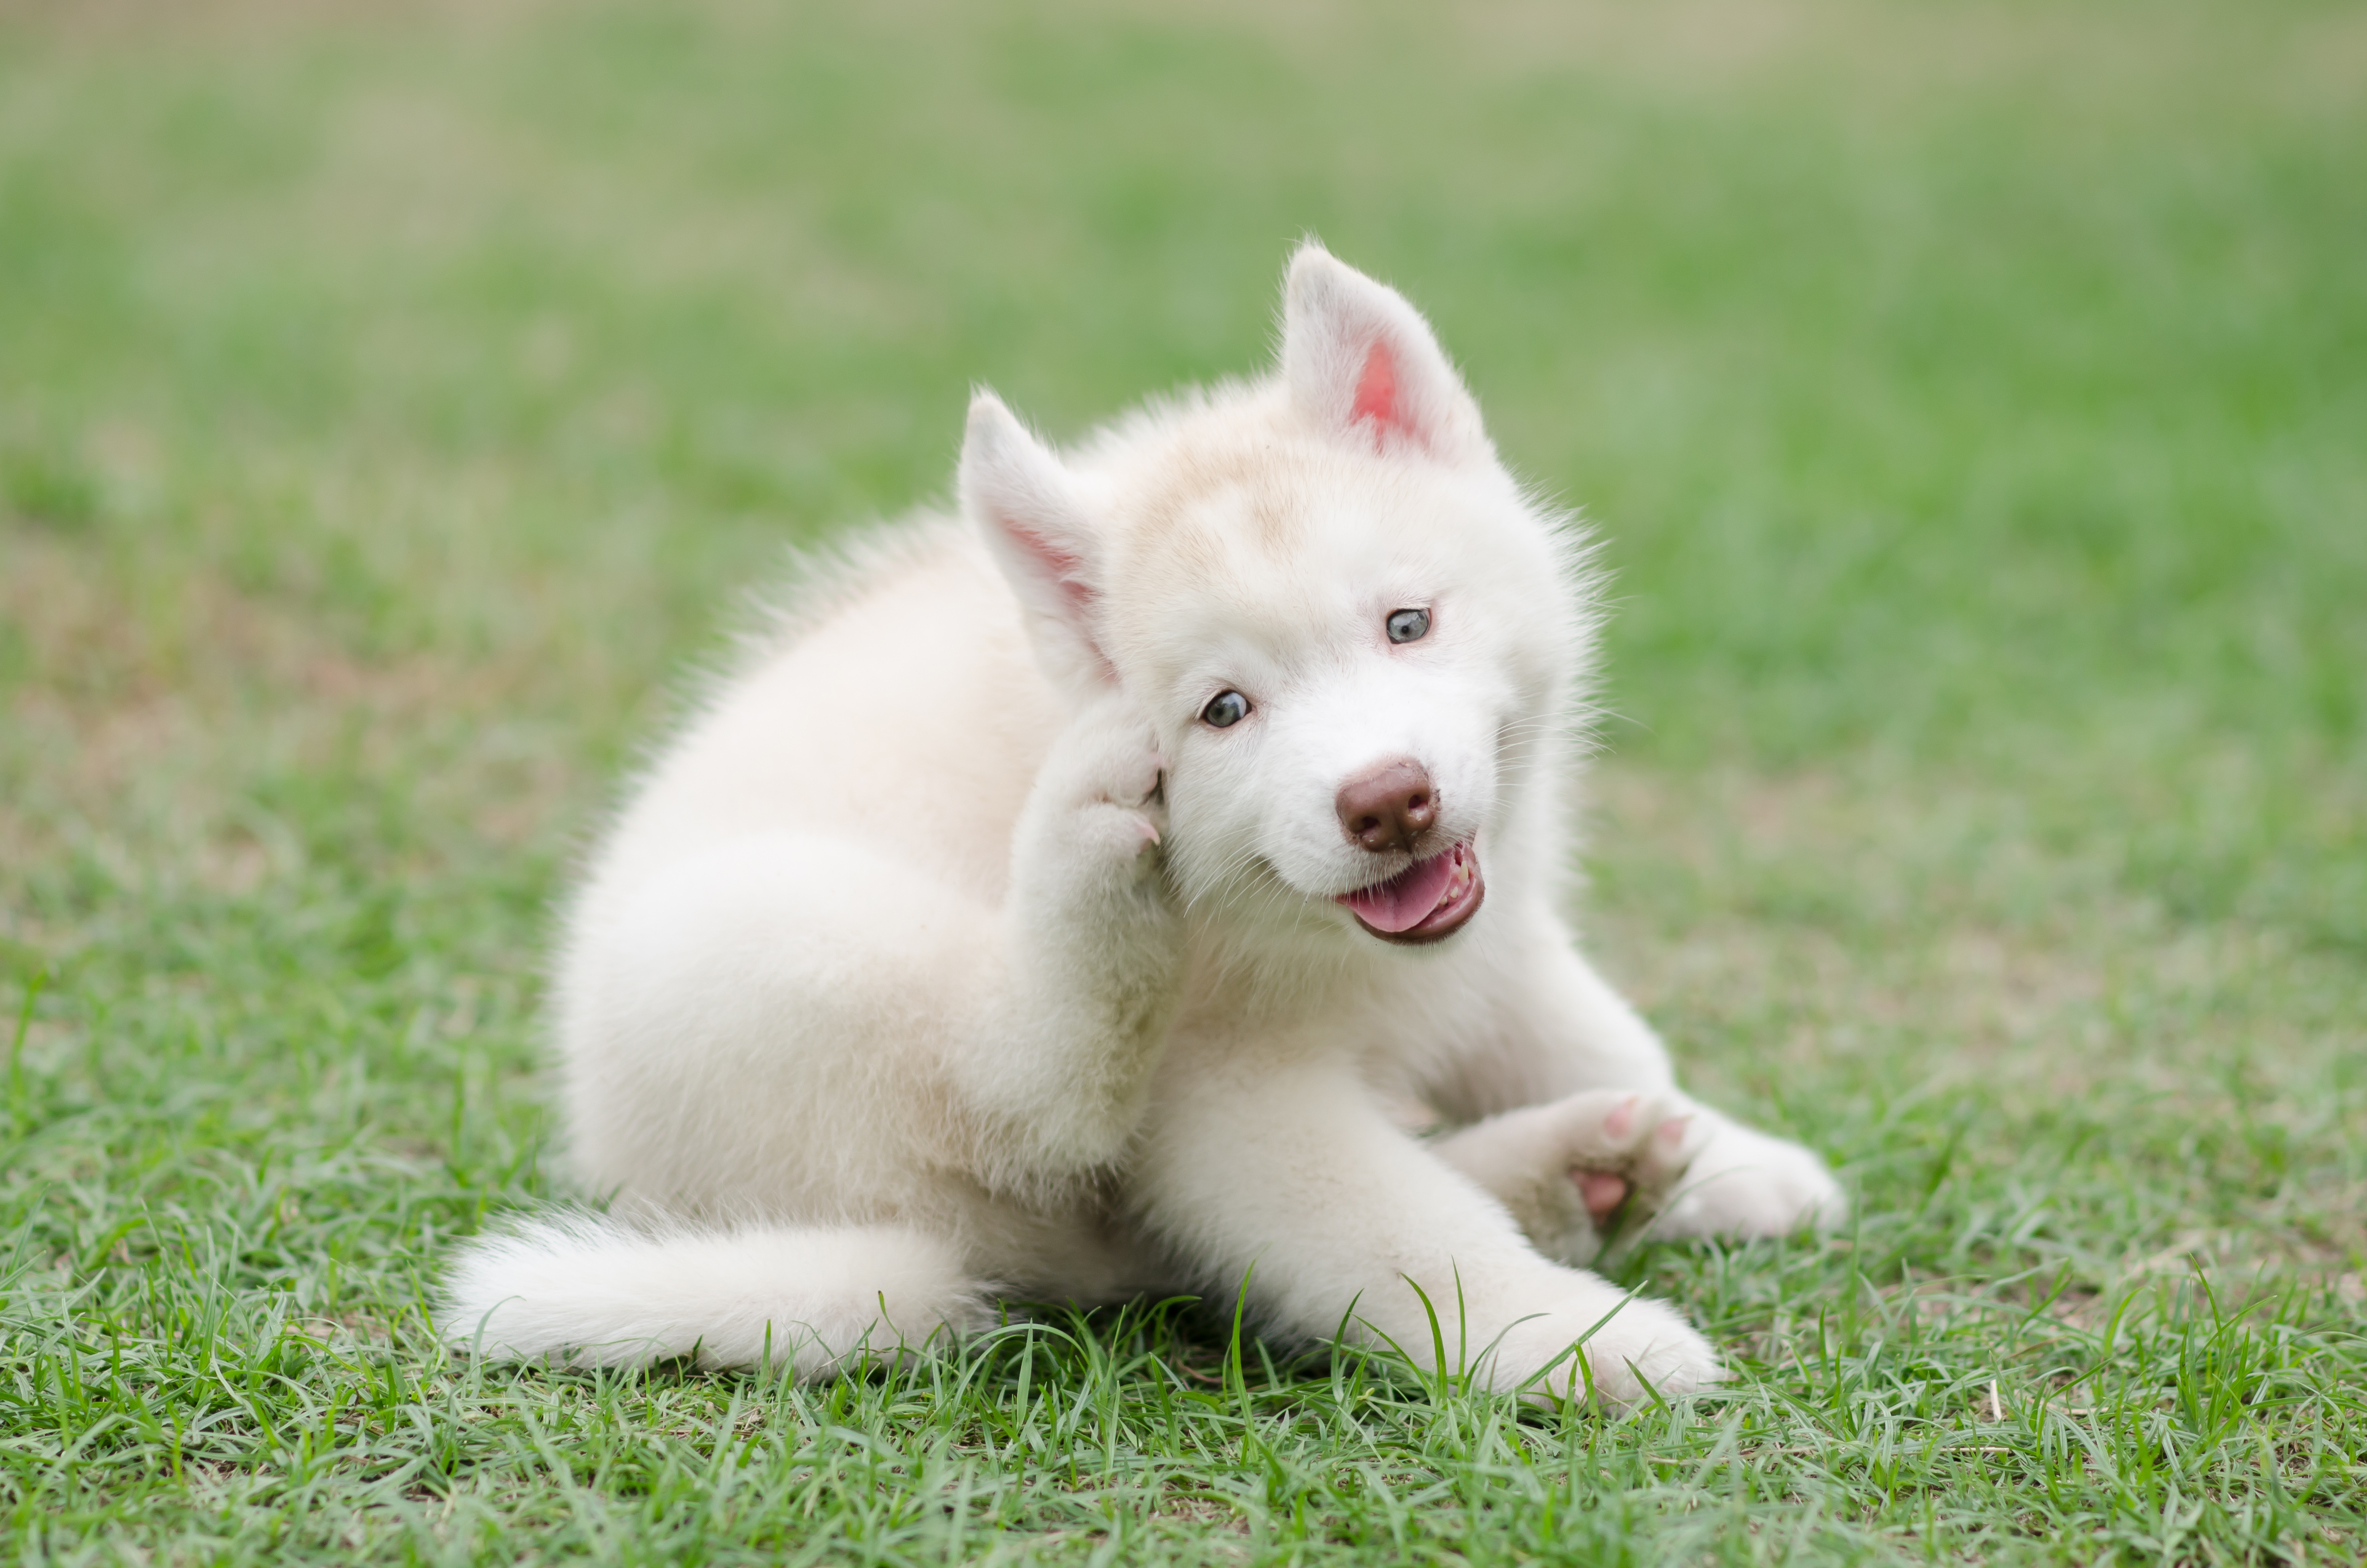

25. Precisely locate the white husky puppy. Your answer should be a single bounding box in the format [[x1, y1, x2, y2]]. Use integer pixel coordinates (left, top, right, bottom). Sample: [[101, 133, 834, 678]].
[[443, 246, 1842, 1405]]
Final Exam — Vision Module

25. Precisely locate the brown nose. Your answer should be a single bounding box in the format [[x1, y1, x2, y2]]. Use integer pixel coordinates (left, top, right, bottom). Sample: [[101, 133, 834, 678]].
[[1336, 758, 1438, 854]]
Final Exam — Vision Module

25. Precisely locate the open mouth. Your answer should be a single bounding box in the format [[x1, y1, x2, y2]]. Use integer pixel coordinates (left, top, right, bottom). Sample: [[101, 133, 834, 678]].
[[1336, 841, 1485, 945]]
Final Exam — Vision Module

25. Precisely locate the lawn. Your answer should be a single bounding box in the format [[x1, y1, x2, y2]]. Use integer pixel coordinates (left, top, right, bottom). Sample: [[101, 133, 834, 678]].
[[2, 1, 2362, 1561]]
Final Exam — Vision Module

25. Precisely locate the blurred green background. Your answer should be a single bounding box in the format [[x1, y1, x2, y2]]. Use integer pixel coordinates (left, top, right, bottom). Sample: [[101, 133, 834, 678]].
[[6, 1, 2359, 941], [1, 2, 2361, 1560]]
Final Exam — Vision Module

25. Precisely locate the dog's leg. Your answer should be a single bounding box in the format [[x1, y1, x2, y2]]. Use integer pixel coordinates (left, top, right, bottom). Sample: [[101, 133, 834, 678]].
[[952, 688, 1184, 1179], [1134, 1052, 1721, 1407], [1433, 900, 1847, 1243], [1427, 902, 1678, 1117], [557, 690, 1175, 1217]]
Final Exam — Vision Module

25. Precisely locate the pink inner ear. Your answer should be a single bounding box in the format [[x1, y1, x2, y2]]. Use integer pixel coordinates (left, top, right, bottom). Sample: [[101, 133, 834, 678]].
[[1002, 515, 1118, 683], [1002, 516, 1096, 615], [1350, 339, 1403, 448]]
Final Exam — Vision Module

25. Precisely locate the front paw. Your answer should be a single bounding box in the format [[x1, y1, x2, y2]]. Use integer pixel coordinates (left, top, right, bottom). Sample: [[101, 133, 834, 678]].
[[1653, 1115, 1847, 1240], [1485, 1285, 1723, 1408]]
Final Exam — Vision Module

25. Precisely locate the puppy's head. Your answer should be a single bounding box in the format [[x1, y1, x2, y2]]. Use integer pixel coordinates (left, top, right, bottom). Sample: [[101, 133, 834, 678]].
[[963, 245, 1595, 947]]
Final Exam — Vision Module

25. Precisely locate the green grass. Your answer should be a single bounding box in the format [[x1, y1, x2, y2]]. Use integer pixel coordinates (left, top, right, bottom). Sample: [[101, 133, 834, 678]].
[[2, 1, 2361, 1561]]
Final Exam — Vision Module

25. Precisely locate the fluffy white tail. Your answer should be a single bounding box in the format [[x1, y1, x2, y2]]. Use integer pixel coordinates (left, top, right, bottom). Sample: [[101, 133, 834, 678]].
[[439, 1215, 993, 1374]]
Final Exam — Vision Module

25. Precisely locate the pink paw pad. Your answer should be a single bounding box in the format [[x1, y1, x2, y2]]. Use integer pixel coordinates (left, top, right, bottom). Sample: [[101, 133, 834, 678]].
[[1574, 1169, 1629, 1221]]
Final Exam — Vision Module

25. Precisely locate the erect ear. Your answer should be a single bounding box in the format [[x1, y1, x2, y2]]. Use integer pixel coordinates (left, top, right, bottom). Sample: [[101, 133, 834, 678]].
[[959, 391, 1114, 693], [1281, 243, 1491, 465]]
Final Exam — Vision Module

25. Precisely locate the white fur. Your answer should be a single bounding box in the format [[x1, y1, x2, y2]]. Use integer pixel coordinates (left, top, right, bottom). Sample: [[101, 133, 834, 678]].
[[442, 1217, 991, 1373], [441, 245, 1845, 1406]]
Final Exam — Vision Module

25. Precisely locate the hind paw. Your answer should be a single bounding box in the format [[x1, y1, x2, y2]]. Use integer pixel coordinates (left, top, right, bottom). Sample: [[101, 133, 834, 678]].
[[1431, 1088, 1709, 1267], [1651, 1115, 1847, 1240], [1022, 691, 1169, 891]]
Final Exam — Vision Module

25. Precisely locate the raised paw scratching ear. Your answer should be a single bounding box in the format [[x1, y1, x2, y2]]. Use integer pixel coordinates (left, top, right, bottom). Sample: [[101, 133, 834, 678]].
[[960, 391, 1115, 693], [1280, 242, 1493, 466]]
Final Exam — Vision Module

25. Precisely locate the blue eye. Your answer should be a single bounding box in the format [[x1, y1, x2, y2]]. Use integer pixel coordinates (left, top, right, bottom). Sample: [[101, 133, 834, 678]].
[[1202, 690, 1250, 728], [1386, 607, 1431, 644]]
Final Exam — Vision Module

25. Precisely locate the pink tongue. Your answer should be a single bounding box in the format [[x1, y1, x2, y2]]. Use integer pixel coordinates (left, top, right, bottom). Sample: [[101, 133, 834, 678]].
[[1339, 848, 1459, 933]]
